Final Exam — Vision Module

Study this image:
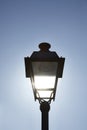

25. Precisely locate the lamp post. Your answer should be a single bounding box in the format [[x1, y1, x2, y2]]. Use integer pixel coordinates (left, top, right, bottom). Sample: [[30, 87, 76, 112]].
[[24, 42, 65, 130]]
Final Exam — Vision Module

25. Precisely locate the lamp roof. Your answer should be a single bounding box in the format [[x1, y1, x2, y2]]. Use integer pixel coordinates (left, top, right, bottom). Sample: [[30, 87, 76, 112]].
[[30, 42, 59, 61]]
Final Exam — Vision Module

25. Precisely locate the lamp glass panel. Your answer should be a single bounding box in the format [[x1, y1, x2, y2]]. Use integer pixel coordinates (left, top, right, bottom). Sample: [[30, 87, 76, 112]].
[[36, 90, 53, 98], [32, 62, 58, 99], [32, 62, 58, 76]]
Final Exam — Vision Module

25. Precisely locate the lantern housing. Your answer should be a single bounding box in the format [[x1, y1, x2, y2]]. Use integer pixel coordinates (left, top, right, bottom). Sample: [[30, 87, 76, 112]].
[[24, 42, 65, 102]]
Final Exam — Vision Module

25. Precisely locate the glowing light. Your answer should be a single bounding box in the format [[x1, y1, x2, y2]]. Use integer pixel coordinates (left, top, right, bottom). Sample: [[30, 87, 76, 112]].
[[34, 76, 56, 98], [34, 76, 56, 89]]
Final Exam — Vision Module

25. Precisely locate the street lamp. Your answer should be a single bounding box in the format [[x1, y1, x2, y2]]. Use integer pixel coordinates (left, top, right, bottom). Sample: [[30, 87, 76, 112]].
[[24, 42, 65, 130]]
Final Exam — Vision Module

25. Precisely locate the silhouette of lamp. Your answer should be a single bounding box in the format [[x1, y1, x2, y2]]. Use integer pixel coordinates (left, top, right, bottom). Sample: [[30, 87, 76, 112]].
[[24, 42, 65, 130]]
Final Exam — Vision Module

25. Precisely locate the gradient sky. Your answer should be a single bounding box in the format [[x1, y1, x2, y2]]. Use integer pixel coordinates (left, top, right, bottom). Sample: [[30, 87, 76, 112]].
[[0, 0, 87, 130]]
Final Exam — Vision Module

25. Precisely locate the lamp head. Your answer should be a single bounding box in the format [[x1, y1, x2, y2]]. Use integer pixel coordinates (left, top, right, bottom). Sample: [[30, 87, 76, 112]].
[[24, 42, 65, 103]]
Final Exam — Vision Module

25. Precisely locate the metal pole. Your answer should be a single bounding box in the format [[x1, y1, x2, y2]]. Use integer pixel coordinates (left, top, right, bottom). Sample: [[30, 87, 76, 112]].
[[40, 101, 50, 130]]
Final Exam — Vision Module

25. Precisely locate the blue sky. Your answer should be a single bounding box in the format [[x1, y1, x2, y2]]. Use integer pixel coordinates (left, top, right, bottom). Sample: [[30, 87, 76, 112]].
[[0, 0, 87, 130]]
